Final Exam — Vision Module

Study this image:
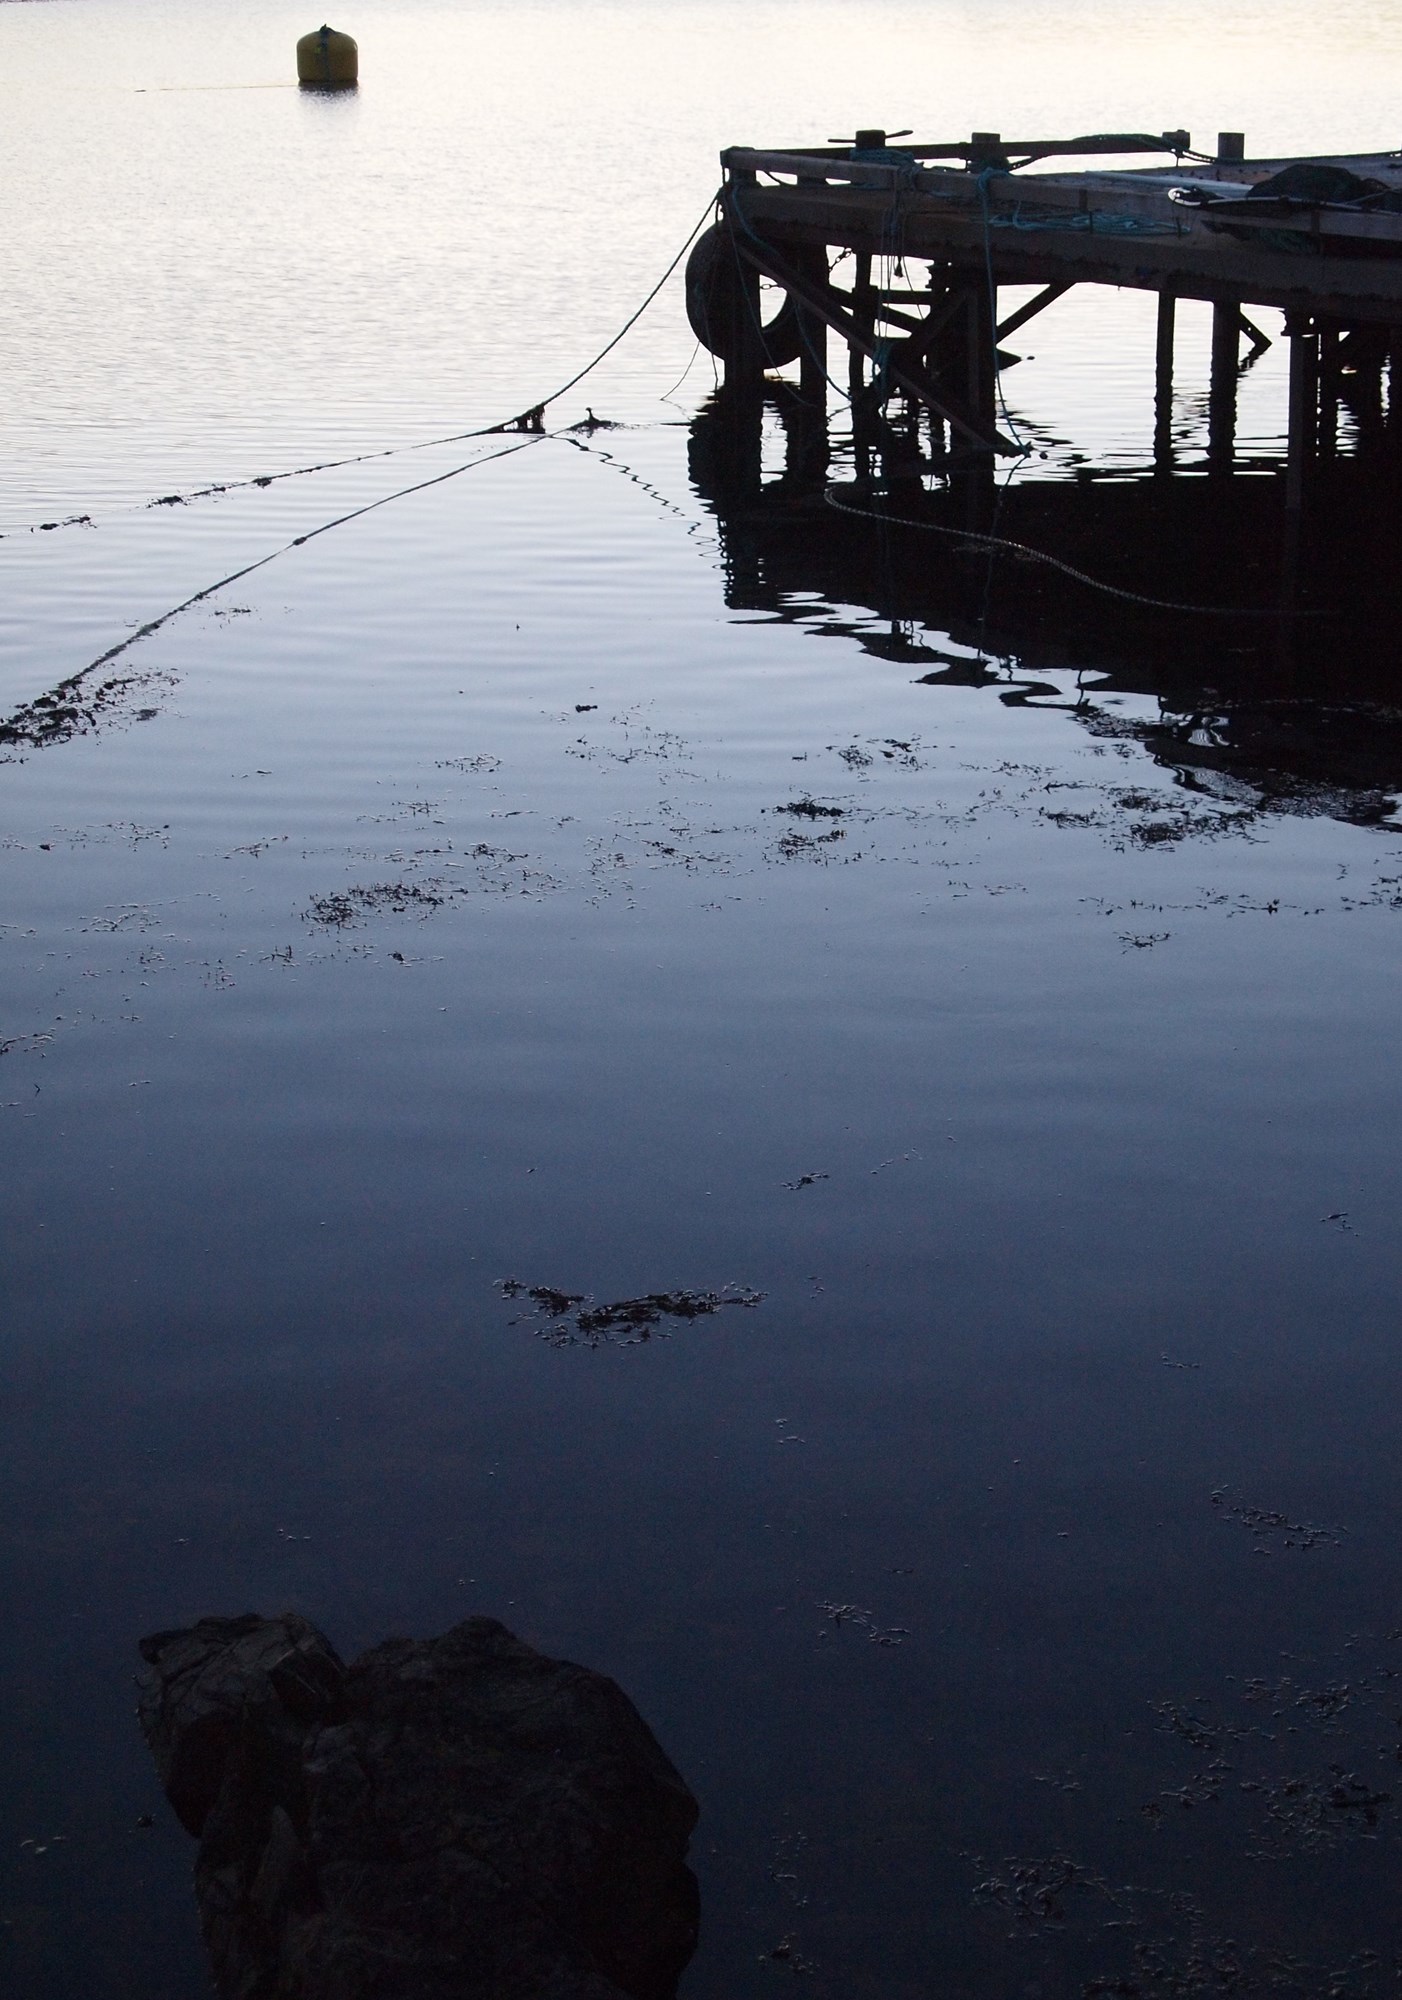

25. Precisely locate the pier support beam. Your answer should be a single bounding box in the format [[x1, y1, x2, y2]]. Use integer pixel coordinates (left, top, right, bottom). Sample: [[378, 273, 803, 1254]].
[[925, 266, 950, 464], [1154, 290, 1176, 470], [797, 299, 827, 408], [967, 276, 998, 447], [1278, 313, 1317, 641], [795, 177, 829, 411], [1285, 314, 1318, 519], [851, 252, 875, 483], [952, 271, 999, 525], [718, 164, 766, 399], [851, 252, 874, 405], [729, 235, 1017, 455], [1209, 302, 1241, 475]]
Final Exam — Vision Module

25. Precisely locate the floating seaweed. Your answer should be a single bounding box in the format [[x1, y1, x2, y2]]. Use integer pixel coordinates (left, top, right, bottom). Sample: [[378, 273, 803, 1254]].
[[498, 1279, 764, 1348]]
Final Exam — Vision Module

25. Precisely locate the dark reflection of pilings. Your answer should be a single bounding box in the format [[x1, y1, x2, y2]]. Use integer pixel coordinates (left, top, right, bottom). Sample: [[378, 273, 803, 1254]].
[[772, 384, 830, 495], [685, 386, 767, 606], [686, 380, 1402, 816], [709, 385, 764, 506], [1342, 328, 1389, 455], [1389, 334, 1402, 454], [1318, 324, 1341, 460], [878, 413, 929, 506]]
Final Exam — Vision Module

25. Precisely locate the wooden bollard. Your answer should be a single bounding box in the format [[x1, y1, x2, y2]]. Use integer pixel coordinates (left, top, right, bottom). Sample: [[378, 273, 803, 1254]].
[[969, 130, 1013, 172]]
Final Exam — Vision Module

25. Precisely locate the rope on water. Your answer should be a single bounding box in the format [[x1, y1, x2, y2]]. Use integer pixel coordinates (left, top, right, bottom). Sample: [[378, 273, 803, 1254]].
[[2, 195, 728, 745], [5, 191, 723, 539], [823, 487, 1321, 618], [510, 190, 722, 425], [1, 436, 553, 750]]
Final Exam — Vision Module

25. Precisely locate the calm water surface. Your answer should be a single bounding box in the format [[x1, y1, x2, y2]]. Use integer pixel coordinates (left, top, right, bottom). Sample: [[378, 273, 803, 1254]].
[[6, 3, 1402, 1994]]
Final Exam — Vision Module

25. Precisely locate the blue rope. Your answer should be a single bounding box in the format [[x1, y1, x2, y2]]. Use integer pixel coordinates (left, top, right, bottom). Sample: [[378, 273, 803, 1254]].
[[994, 203, 1184, 238], [850, 146, 922, 190], [974, 171, 1032, 455]]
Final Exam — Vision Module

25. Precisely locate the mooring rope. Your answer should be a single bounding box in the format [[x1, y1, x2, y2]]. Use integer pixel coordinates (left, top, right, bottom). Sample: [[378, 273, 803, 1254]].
[[823, 486, 1321, 617], [4, 190, 724, 540], [1, 195, 733, 745], [0, 434, 561, 750], [2, 173, 1326, 755]]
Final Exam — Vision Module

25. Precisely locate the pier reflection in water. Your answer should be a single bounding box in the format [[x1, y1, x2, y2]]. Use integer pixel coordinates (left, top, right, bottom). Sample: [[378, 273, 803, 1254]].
[[11, 2, 1402, 1985], [688, 380, 1402, 825]]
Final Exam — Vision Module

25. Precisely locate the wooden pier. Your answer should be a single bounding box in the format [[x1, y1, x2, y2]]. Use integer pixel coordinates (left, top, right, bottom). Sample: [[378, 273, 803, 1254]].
[[686, 129, 1402, 506]]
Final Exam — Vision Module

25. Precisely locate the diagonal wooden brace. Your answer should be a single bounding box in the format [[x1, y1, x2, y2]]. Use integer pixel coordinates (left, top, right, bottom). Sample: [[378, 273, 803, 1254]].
[[995, 281, 1073, 342], [732, 233, 1019, 454]]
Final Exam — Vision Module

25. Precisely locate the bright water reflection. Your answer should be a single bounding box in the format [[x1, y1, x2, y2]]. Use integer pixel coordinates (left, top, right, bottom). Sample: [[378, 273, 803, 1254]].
[[5, 3, 1402, 1996]]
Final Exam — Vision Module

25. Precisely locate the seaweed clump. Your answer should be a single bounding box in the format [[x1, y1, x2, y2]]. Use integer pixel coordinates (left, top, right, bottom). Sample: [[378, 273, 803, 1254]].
[[498, 1281, 763, 1348]]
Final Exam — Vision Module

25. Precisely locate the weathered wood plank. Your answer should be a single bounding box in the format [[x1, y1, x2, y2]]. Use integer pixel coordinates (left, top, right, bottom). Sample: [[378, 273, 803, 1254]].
[[722, 138, 1402, 325], [731, 181, 1402, 322]]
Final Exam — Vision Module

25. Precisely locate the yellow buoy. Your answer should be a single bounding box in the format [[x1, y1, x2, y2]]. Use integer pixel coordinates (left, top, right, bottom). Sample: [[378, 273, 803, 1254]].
[[297, 24, 358, 89]]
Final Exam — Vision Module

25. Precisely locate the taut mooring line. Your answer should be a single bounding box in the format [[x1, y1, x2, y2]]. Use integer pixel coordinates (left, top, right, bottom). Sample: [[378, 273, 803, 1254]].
[[0, 434, 548, 752], [2, 195, 728, 750], [5, 191, 724, 540]]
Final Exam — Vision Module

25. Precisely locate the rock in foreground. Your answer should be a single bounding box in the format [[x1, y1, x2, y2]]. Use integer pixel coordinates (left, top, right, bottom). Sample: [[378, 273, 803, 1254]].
[[137, 1612, 699, 2000]]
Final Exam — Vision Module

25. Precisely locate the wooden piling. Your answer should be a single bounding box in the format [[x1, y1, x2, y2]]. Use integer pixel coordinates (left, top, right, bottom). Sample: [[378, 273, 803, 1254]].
[[704, 128, 1402, 522], [925, 265, 949, 463], [796, 174, 829, 409], [969, 277, 997, 445], [1208, 302, 1240, 474], [1154, 290, 1176, 469], [851, 251, 875, 480], [722, 158, 766, 396], [798, 307, 827, 406], [1285, 315, 1317, 516], [851, 252, 874, 402]]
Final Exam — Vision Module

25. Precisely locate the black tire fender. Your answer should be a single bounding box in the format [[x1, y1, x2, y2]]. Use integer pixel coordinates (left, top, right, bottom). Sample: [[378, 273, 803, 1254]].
[[684, 224, 826, 370]]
